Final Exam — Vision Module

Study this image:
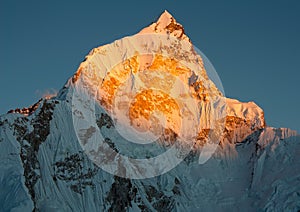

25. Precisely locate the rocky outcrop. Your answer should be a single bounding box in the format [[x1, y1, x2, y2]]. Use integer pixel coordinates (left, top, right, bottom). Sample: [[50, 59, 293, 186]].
[[0, 11, 298, 212]]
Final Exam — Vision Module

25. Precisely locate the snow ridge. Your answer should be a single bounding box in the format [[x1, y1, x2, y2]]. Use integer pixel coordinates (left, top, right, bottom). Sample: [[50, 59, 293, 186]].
[[0, 10, 299, 211]]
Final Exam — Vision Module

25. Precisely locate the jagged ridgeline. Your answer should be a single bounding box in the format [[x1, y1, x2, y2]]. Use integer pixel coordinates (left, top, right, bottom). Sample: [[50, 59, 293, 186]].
[[0, 11, 299, 211]]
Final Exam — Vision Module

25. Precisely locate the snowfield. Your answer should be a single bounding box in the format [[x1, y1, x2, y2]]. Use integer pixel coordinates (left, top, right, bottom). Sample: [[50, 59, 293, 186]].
[[0, 11, 299, 211]]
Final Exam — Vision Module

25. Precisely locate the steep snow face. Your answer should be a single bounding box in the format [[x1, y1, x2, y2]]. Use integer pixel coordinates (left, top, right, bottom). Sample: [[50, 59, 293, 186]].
[[0, 10, 299, 211], [68, 11, 267, 148], [68, 10, 230, 175], [221, 98, 266, 149], [0, 101, 299, 211], [139, 10, 189, 42], [226, 98, 265, 127], [0, 115, 34, 212]]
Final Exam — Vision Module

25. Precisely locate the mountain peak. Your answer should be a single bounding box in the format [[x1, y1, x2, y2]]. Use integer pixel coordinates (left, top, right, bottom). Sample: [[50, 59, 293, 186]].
[[161, 10, 173, 17], [156, 10, 175, 26], [1, 11, 299, 212], [139, 10, 189, 41]]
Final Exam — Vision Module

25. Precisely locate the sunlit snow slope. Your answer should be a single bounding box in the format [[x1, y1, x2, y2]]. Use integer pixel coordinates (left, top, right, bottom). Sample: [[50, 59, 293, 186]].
[[0, 11, 299, 211]]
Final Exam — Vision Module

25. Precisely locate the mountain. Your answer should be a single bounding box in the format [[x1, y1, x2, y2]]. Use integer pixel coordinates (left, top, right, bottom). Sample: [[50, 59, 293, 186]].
[[0, 11, 299, 211]]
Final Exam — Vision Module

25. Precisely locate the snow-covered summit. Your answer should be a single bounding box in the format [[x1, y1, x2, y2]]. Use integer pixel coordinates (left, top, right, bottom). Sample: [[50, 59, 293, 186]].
[[67, 11, 268, 149], [226, 98, 265, 130], [139, 10, 189, 41], [0, 11, 299, 211]]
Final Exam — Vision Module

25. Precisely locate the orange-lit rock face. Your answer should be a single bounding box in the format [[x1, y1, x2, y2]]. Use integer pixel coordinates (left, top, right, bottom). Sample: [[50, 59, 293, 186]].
[[129, 89, 181, 134], [99, 53, 192, 134], [129, 89, 179, 120], [74, 44, 227, 142], [100, 55, 139, 108], [148, 54, 190, 76], [100, 53, 191, 108]]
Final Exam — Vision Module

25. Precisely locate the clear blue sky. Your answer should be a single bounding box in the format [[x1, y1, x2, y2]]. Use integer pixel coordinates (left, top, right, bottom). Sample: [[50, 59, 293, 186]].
[[0, 0, 299, 133]]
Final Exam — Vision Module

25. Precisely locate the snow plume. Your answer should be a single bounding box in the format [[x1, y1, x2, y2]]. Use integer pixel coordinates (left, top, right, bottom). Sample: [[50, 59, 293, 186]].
[[36, 88, 58, 99]]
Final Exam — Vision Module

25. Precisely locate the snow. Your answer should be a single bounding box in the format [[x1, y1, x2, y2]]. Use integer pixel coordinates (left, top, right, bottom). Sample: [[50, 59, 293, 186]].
[[139, 10, 190, 42], [0, 116, 34, 211], [226, 98, 265, 127], [0, 10, 299, 211]]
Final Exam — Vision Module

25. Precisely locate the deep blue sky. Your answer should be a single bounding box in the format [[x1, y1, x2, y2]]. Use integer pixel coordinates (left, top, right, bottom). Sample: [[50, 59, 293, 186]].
[[0, 0, 299, 133]]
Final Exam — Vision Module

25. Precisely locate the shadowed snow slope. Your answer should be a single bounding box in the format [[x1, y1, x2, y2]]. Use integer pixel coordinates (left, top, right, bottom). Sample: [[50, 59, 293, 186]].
[[0, 11, 299, 211]]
